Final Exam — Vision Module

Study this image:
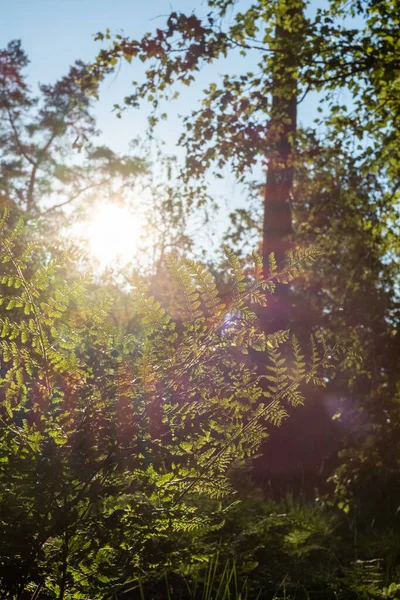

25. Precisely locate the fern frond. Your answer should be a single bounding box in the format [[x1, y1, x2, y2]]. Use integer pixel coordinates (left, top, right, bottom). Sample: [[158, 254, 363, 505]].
[[268, 252, 278, 279], [223, 246, 246, 297], [166, 256, 204, 329]]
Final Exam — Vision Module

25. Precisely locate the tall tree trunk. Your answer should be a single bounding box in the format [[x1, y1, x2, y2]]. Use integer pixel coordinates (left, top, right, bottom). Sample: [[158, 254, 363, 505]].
[[262, 8, 298, 331], [262, 47, 297, 267], [258, 4, 342, 483]]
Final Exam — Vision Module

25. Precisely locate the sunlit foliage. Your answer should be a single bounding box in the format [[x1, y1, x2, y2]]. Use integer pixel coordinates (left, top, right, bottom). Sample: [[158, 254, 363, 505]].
[[0, 213, 345, 598]]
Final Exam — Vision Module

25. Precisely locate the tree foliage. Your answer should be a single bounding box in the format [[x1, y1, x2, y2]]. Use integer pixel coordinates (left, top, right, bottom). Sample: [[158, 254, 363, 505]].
[[85, 0, 400, 183], [1, 0, 400, 596], [0, 211, 347, 598]]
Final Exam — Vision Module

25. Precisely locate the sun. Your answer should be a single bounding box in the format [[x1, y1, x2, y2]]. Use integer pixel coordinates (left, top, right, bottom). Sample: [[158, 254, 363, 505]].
[[79, 203, 143, 270]]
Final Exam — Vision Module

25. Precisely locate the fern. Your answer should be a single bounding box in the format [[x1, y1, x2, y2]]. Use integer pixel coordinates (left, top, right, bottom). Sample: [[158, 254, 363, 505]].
[[0, 214, 348, 599]]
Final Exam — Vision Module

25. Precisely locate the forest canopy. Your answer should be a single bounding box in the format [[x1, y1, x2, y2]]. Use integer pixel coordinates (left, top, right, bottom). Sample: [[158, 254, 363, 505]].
[[1, 0, 400, 598]]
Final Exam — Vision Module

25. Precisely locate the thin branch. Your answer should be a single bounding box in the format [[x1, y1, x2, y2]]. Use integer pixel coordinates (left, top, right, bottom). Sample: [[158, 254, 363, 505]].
[[6, 105, 36, 166], [27, 132, 59, 209], [38, 178, 111, 217]]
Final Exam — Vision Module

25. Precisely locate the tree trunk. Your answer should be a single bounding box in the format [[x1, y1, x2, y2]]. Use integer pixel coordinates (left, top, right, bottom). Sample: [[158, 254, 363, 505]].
[[262, 54, 296, 267], [262, 10, 298, 331], [259, 5, 343, 483]]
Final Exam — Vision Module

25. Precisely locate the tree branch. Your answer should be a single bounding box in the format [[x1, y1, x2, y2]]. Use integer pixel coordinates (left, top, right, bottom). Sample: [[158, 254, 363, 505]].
[[38, 178, 111, 217], [6, 105, 36, 166]]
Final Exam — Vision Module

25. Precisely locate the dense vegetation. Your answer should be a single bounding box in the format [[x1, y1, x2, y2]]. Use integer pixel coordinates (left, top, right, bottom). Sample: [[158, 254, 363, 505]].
[[1, 0, 400, 597]]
